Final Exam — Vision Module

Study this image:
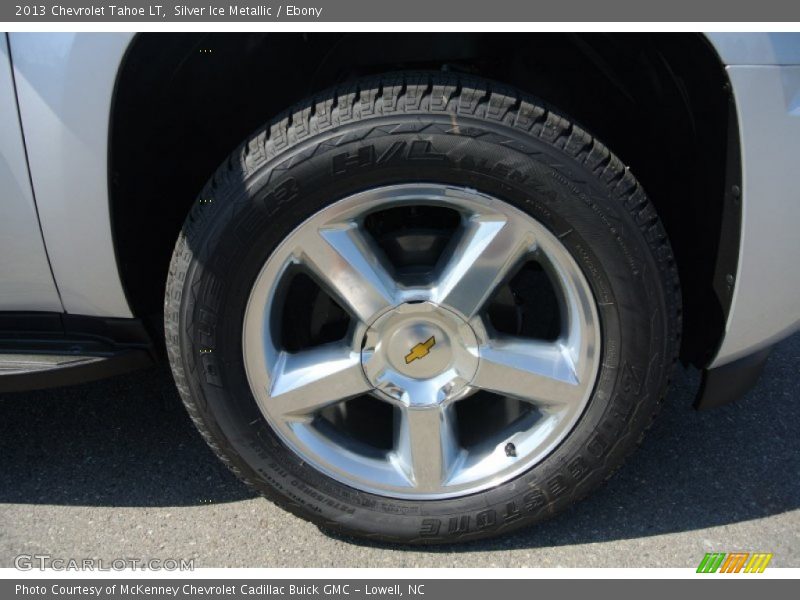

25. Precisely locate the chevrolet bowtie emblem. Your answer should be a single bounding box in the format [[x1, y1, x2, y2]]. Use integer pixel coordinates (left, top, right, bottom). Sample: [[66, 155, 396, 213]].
[[405, 336, 436, 364]]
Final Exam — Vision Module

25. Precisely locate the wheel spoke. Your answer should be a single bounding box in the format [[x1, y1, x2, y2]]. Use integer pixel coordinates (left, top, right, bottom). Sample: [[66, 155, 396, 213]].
[[433, 216, 534, 318], [393, 405, 461, 491], [299, 223, 397, 324], [473, 339, 585, 407], [268, 344, 371, 419]]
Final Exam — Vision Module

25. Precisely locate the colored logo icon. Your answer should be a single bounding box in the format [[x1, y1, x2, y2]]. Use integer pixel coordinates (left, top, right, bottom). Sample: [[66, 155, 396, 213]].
[[405, 336, 436, 364], [697, 552, 773, 573]]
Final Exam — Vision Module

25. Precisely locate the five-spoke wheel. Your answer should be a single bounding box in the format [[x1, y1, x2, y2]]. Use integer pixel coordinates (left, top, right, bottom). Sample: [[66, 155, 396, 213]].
[[243, 184, 600, 499]]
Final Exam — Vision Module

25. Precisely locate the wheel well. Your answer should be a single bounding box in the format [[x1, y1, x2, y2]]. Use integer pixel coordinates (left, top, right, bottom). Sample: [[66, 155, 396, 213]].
[[109, 32, 738, 367]]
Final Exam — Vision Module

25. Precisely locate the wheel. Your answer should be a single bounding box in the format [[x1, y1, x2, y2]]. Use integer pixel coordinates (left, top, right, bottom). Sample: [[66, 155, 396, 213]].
[[165, 72, 681, 544]]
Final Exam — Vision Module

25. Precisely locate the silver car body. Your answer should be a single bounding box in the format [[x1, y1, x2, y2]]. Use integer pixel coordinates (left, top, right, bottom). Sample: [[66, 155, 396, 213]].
[[1, 32, 799, 368]]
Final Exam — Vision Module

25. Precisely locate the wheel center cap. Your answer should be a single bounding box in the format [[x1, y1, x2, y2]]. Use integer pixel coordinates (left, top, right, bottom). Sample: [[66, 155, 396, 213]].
[[361, 302, 479, 406]]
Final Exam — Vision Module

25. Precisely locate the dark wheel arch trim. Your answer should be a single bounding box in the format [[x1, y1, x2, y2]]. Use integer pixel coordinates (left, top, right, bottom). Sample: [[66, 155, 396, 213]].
[[695, 346, 772, 411]]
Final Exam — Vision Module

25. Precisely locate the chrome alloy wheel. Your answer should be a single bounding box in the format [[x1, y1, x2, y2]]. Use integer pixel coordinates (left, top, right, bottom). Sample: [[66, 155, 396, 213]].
[[243, 184, 600, 499]]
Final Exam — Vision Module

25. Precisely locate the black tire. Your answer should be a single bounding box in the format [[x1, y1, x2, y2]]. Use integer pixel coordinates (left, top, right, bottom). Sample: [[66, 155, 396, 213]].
[[165, 72, 681, 544]]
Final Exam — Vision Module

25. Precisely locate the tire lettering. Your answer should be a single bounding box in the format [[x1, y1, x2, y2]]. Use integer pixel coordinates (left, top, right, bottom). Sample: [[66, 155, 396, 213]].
[[523, 489, 546, 512], [547, 475, 568, 497], [258, 177, 299, 212], [503, 501, 522, 523], [448, 516, 469, 534], [419, 519, 441, 537], [407, 140, 445, 162], [587, 433, 609, 457], [476, 509, 497, 530], [567, 457, 588, 480], [621, 361, 643, 395], [332, 146, 375, 175]]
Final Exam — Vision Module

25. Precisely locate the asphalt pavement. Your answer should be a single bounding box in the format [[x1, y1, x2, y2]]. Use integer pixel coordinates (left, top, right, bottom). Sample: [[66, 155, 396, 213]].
[[1, 334, 798, 568]]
